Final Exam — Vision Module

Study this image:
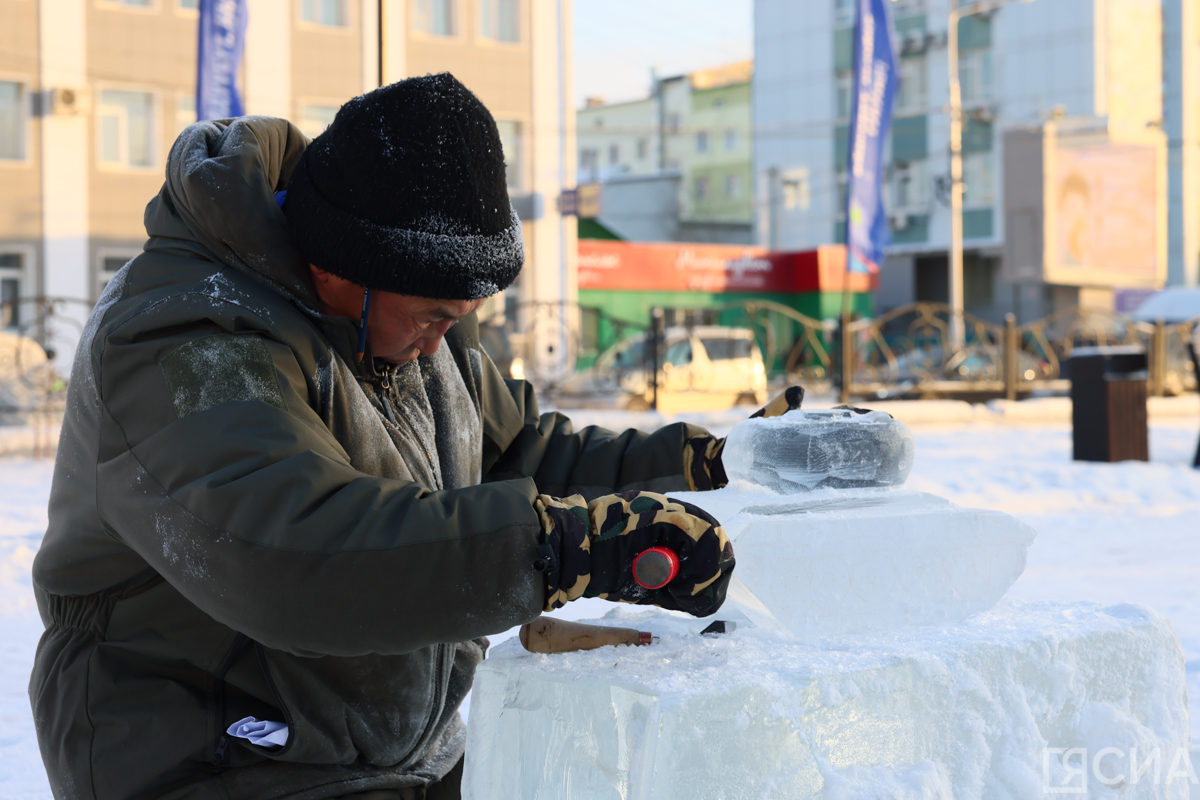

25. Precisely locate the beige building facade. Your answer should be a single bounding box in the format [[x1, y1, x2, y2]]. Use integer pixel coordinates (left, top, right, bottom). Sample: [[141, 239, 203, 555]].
[[1, 0, 576, 373]]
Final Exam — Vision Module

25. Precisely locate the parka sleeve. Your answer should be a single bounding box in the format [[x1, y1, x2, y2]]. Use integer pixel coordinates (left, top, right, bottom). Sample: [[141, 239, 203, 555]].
[[95, 323, 545, 660], [478, 356, 709, 499]]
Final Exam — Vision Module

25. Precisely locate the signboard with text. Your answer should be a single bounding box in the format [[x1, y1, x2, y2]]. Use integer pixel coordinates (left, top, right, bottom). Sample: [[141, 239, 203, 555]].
[[578, 241, 873, 294]]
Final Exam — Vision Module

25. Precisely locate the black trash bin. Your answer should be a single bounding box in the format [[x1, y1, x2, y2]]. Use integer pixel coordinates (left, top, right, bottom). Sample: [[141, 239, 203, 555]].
[[1069, 345, 1149, 463]]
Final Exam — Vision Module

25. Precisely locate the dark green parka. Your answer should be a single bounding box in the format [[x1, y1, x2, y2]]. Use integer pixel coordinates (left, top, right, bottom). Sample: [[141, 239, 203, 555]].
[[29, 117, 707, 800]]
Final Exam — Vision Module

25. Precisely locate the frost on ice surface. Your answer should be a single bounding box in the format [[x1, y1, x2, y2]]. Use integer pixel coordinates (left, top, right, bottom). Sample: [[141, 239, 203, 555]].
[[723, 409, 916, 492], [716, 488, 1036, 637], [463, 602, 1190, 800]]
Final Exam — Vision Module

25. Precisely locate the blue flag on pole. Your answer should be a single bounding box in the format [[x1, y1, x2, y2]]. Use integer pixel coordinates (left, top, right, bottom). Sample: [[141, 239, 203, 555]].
[[197, 0, 249, 122], [844, 0, 898, 275]]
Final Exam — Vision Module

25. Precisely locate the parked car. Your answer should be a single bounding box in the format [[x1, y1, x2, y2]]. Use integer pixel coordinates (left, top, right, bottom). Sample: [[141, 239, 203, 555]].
[[554, 326, 767, 411]]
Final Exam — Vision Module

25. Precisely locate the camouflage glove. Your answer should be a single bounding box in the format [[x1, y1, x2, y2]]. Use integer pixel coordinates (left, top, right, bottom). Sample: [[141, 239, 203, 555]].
[[535, 491, 734, 618], [684, 385, 806, 491]]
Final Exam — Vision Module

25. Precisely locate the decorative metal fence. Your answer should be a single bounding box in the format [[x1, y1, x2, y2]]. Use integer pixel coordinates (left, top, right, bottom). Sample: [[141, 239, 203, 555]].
[[1, 297, 90, 457], [836, 303, 1198, 402]]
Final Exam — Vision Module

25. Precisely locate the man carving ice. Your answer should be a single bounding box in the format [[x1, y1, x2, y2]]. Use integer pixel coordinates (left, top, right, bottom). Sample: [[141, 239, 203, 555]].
[[27, 74, 811, 799]]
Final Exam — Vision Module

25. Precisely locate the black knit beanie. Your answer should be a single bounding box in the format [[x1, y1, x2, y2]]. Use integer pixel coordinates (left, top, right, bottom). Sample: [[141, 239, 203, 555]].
[[283, 73, 524, 300]]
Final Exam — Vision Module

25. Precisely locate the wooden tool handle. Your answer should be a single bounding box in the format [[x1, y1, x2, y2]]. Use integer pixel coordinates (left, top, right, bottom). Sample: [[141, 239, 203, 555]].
[[519, 617, 654, 654]]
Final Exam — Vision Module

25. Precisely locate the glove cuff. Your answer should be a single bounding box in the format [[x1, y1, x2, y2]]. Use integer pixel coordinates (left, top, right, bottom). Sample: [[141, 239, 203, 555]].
[[534, 494, 592, 611], [684, 436, 728, 491]]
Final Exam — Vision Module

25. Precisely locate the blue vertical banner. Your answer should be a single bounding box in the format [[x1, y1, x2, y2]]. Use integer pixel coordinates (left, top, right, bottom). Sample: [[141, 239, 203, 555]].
[[197, 0, 249, 121], [844, 0, 898, 275]]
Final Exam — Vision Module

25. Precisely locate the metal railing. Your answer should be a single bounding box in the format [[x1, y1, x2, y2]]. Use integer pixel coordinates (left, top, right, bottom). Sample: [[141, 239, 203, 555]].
[[836, 303, 1198, 402], [1, 297, 92, 457]]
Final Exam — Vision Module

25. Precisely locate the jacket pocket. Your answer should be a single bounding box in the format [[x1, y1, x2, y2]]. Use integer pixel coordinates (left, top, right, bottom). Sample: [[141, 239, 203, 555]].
[[251, 642, 453, 768]]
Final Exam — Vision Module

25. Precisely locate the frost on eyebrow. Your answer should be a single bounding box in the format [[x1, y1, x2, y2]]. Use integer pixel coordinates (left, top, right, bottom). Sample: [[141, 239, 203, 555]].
[[160, 334, 288, 419]]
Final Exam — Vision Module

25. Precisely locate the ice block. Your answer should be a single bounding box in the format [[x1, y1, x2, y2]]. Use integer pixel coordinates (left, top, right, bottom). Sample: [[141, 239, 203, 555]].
[[668, 487, 1037, 637], [463, 602, 1190, 799], [722, 409, 916, 493]]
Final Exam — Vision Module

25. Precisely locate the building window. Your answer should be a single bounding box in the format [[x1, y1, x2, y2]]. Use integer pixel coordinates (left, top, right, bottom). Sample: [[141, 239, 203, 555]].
[[496, 120, 522, 191], [896, 57, 926, 113], [725, 173, 741, 199], [415, 0, 457, 36], [579, 148, 598, 176], [102, 0, 153, 7], [959, 50, 992, 104], [298, 105, 338, 139], [723, 129, 738, 151], [301, 0, 347, 25], [98, 90, 155, 168], [0, 82, 25, 161], [890, 158, 930, 212], [99, 255, 132, 297], [666, 113, 680, 134], [694, 177, 709, 201], [963, 151, 995, 207], [0, 253, 22, 328], [479, 0, 518, 42], [608, 144, 619, 165], [835, 71, 852, 119], [636, 138, 648, 160], [177, 0, 197, 9], [175, 94, 195, 138], [695, 131, 708, 153], [834, 0, 854, 26]]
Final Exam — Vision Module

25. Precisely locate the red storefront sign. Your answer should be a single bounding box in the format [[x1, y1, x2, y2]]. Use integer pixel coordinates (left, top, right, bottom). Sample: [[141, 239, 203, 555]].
[[577, 241, 874, 294]]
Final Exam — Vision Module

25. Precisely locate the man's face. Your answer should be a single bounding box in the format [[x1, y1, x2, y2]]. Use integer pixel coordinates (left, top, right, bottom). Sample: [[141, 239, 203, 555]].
[[309, 266, 486, 364]]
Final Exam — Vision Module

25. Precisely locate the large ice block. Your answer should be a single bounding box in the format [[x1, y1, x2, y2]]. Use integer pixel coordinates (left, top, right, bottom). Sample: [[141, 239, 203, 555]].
[[464, 603, 1190, 799], [722, 409, 916, 493], [668, 486, 1037, 636]]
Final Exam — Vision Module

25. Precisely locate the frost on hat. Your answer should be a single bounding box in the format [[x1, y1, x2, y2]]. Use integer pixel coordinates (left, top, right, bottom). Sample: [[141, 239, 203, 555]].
[[283, 73, 524, 300]]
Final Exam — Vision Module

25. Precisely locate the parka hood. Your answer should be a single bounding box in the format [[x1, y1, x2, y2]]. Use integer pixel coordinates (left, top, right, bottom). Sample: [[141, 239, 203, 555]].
[[148, 116, 322, 310]]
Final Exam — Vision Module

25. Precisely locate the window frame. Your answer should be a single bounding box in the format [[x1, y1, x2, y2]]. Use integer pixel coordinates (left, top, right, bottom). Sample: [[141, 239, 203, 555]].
[[94, 0, 159, 13], [695, 130, 708, 154], [95, 85, 160, 172], [296, 100, 342, 139], [412, 0, 461, 39], [297, 0, 354, 30], [694, 176, 710, 202], [495, 118, 524, 192], [175, 0, 199, 16], [0, 77, 30, 165], [724, 172, 741, 199], [958, 49, 993, 106], [0, 246, 33, 330], [962, 150, 996, 209], [477, 0, 521, 44], [895, 56, 927, 114], [95, 249, 139, 302]]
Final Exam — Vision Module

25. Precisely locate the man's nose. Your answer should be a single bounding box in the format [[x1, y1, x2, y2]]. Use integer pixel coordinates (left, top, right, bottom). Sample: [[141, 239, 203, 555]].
[[416, 320, 457, 356]]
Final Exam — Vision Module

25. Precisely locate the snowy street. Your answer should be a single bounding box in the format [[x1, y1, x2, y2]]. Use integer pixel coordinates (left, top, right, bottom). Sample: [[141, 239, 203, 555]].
[[0, 416, 1198, 795]]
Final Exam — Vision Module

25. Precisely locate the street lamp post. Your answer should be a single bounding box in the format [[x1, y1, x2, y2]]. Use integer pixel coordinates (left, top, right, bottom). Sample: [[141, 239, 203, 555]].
[[946, 0, 1032, 349], [948, 0, 965, 349]]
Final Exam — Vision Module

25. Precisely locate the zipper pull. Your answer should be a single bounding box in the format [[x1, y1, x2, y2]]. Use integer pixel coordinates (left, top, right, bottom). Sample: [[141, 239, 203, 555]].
[[212, 735, 230, 774]]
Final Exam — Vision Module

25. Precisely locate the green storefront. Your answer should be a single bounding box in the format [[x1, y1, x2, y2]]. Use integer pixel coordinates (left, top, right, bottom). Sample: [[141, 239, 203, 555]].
[[576, 229, 873, 374]]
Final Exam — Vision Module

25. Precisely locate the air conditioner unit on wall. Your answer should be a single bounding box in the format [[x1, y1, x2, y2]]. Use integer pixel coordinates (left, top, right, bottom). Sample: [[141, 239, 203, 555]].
[[41, 87, 91, 116]]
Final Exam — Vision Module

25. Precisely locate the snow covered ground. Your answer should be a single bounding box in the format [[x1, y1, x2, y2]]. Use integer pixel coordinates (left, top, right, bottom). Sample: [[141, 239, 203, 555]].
[[0, 414, 1197, 796]]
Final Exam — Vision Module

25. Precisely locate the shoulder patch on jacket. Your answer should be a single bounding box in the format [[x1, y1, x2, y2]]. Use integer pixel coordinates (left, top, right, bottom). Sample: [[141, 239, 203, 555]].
[[161, 334, 288, 419]]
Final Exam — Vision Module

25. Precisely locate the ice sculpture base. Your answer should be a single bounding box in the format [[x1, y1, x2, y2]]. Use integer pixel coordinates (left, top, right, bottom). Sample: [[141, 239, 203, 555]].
[[463, 602, 1189, 800]]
